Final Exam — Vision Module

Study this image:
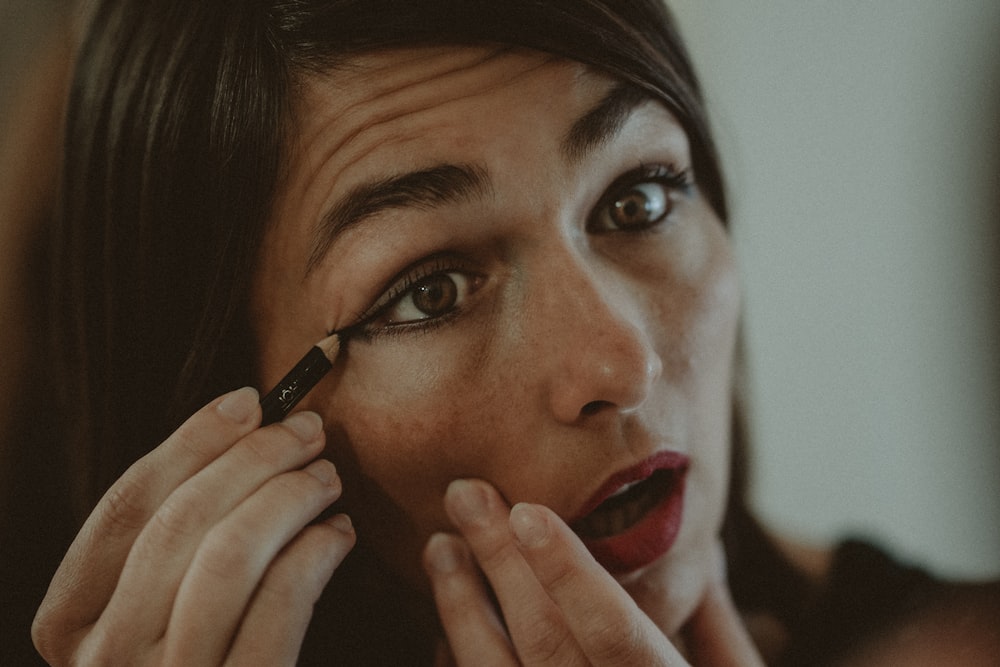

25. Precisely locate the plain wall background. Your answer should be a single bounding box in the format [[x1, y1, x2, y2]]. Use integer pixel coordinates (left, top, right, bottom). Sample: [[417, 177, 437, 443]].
[[670, 1, 1000, 578]]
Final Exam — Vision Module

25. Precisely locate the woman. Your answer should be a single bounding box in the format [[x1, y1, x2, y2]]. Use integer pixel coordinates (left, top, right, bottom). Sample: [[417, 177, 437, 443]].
[[26, 0, 998, 665]]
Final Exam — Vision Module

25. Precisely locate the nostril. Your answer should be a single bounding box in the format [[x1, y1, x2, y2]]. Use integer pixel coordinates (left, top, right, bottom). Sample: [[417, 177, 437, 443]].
[[580, 400, 612, 416]]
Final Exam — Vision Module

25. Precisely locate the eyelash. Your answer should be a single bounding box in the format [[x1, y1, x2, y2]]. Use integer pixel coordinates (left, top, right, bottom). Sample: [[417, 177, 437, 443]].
[[632, 162, 693, 193], [587, 162, 693, 234], [341, 162, 694, 341], [342, 254, 482, 341]]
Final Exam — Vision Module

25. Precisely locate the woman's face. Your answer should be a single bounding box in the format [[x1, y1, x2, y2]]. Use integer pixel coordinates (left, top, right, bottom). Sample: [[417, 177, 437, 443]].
[[253, 47, 740, 633]]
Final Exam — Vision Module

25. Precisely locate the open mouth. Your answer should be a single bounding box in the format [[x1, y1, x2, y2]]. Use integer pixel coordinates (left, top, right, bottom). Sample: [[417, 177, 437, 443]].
[[570, 468, 681, 540]]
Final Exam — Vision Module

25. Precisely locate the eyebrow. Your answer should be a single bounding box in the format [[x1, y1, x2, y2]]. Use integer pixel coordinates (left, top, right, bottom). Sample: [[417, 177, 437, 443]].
[[306, 83, 650, 274], [561, 83, 650, 162], [306, 163, 491, 273]]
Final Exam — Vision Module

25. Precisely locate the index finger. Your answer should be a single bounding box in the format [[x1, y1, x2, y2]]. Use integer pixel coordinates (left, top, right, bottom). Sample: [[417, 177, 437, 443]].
[[37, 387, 262, 634], [509, 502, 687, 667]]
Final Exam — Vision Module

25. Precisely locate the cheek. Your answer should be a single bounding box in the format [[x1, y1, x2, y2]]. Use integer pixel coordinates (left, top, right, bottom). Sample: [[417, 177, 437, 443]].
[[314, 339, 535, 582], [687, 229, 741, 533], [320, 338, 518, 514], [338, 336, 507, 447]]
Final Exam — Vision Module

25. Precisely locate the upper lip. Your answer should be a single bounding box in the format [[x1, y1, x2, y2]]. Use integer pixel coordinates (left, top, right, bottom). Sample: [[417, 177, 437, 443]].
[[568, 450, 690, 527]]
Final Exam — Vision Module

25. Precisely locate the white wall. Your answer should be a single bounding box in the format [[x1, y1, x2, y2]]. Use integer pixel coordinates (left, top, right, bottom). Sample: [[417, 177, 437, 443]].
[[670, 1, 1000, 578]]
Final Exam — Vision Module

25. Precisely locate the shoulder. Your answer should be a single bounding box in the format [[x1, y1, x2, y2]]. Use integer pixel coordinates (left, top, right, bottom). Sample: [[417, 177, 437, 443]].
[[774, 536, 1000, 666], [837, 577, 1000, 666]]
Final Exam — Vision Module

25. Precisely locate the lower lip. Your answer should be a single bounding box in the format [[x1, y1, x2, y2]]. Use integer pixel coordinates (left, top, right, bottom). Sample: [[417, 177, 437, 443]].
[[580, 469, 687, 575]]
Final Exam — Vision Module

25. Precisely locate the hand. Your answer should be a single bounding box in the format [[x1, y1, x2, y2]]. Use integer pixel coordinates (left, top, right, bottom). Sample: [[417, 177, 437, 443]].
[[32, 387, 356, 666], [423, 479, 762, 666]]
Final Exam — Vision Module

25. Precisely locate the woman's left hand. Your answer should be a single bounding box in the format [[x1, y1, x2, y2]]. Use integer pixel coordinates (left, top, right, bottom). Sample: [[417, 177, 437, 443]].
[[423, 478, 763, 666]]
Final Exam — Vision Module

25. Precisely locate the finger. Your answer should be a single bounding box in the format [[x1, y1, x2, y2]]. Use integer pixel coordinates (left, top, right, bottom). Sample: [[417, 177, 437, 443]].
[[97, 410, 327, 646], [224, 513, 355, 666], [423, 532, 519, 666], [33, 387, 262, 657], [444, 479, 588, 665], [163, 460, 350, 666], [509, 502, 687, 666]]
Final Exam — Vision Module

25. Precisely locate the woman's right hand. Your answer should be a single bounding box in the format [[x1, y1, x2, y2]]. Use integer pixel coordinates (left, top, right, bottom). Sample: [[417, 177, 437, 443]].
[[32, 387, 356, 666]]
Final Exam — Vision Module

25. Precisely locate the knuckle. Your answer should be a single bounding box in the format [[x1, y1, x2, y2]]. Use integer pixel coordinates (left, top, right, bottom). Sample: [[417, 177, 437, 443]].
[[98, 467, 156, 535], [147, 488, 210, 547], [30, 609, 67, 663], [194, 526, 260, 584], [524, 631, 576, 664], [235, 427, 303, 471], [32, 618, 120, 667], [32, 559, 100, 663], [517, 607, 574, 662], [77, 624, 134, 667], [537, 550, 579, 592], [275, 468, 337, 505], [239, 434, 284, 469], [587, 616, 645, 665], [170, 417, 214, 460]]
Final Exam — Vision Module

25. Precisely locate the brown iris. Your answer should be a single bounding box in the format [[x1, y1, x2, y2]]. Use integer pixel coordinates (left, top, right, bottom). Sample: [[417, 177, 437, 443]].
[[610, 183, 668, 230], [410, 274, 459, 317]]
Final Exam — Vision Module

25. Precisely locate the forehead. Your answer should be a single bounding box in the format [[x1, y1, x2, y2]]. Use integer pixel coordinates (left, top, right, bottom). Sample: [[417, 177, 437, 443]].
[[285, 46, 615, 178]]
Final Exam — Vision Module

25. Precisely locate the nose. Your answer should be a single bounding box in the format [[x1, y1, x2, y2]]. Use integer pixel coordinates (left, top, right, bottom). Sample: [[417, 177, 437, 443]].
[[531, 256, 663, 424]]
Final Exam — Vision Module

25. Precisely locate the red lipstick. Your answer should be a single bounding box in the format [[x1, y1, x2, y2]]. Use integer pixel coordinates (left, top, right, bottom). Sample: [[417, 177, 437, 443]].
[[569, 450, 689, 574]]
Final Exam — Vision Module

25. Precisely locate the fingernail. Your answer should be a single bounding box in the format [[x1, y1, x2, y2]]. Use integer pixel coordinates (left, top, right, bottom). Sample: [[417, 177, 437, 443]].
[[217, 387, 259, 424], [305, 459, 338, 487], [284, 411, 323, 442], [326, 513, 353, 535], [425, 533, 462, 574], [447, 479, 489, 525], [510, 503, 549, 548]]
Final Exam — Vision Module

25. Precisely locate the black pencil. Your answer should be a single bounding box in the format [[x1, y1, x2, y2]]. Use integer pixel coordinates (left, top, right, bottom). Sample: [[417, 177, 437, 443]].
[[259, 333, 341, 425]]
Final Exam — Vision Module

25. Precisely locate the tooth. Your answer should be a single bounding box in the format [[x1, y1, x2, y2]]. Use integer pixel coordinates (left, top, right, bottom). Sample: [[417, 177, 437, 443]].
[[608, 480, 640, 499]]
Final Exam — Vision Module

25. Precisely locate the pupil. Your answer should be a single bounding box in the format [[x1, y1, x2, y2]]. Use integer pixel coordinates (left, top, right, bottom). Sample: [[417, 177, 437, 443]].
[[615, 191, 651, 227], [412, 275, 457, 315]]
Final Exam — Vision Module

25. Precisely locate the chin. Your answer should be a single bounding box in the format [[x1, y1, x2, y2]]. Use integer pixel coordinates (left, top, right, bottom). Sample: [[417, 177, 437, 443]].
[[616, 540, 713, 637]]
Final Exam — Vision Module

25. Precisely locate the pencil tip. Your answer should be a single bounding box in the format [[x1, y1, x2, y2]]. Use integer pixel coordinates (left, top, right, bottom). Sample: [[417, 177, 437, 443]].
[[317, 332, 341, 361]]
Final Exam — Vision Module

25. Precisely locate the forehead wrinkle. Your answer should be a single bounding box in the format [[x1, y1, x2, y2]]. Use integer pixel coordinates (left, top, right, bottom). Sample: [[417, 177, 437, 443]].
[[302, 48, 555, 177], [293, 51, 574, 276], [289, 49, 507, 207], [290, 50, 560, 240]]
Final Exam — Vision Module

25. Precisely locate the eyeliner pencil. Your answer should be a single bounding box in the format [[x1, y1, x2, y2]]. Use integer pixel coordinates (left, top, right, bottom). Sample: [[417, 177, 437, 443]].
[[259, 333, 342, 425]]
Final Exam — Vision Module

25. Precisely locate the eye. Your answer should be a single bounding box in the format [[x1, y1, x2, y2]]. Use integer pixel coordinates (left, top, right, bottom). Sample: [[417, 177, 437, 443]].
[[589, 164, 692, 233], [381, 272, 473, 325], [351, 256, 486, 339]]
